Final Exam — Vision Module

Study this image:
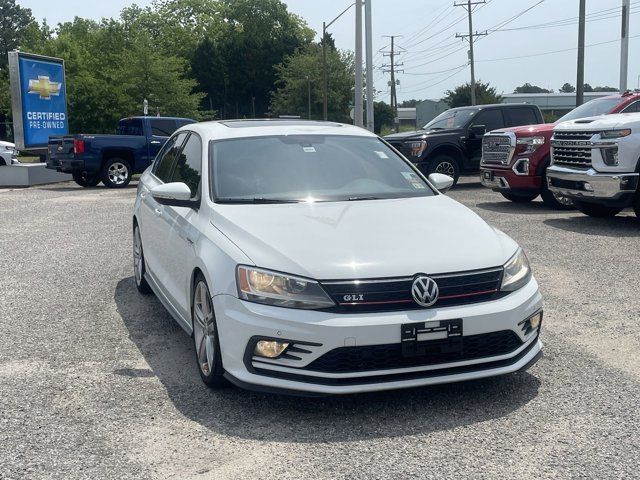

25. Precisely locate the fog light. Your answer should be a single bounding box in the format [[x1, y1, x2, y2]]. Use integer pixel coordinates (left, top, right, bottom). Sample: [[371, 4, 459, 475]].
[[254, 340, 290, 358], [529, 312, 542, 330], [583, 182, 593, 192]]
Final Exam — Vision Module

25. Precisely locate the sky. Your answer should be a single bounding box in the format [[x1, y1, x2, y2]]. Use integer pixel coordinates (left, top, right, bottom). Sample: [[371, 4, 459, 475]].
[[19, 0, 640, 103]]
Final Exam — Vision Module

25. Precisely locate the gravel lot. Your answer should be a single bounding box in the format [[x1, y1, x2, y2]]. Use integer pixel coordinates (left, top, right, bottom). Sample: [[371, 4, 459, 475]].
[[1, 178, 639, 479]]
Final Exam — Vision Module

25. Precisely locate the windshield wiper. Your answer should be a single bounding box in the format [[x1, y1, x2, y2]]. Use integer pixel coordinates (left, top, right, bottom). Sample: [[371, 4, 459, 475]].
[[215, 197, 300, 204], [347, 196, 383, 201]]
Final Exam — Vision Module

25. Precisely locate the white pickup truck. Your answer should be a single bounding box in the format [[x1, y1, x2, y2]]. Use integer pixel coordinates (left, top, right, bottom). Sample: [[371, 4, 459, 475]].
[[546, 113, 640, 218]]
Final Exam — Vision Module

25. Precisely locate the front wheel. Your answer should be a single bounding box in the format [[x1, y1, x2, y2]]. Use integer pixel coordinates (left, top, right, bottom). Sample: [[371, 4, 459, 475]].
[[133, 224, 152, 295], [192, 275, 227, 388], [501, 192, 538, 203], [575, 201, 623, 218], [72, 171, 101, 187], [101, 158, 132, 188], [428, 155, 460, 186]]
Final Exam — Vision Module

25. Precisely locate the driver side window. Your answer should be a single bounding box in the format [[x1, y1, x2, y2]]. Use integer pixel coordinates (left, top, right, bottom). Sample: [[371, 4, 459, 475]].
[[472, 109, 505, 133]]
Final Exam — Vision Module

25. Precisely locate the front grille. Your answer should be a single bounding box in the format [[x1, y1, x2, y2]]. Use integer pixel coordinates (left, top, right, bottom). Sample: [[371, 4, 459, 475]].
[[304, 330, 523, 373], [552, 131, 595, 167], [482, 134, 513, 164], [321, 268, 505, 313]]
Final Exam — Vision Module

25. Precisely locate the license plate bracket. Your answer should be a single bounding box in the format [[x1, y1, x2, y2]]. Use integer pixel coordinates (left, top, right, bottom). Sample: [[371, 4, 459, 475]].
[[401, 319, 463, 358]]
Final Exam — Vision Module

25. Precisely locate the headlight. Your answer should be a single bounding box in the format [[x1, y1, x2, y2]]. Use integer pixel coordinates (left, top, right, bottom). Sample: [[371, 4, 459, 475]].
[[501, 248, 532, 292], [601, 129, 631, 139], [406, 139, 427, 157], [236, 266, 335, 309], [516, 136, 545, 154]]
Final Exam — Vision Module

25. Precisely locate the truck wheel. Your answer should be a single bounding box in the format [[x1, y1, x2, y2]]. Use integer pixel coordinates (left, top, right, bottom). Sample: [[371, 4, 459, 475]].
[[428, 155, 460, 186], [541, 175, 574, 210], [102, 158, 132, 188], [632, 193, 640, 218], [500, 192, 538, 203], [575, 201, 623, 218], [72, 171, 101, 187]]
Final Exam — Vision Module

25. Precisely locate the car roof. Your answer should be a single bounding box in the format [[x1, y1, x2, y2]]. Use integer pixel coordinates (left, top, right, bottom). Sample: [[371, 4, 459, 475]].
[[448, 103, 537, 111], [122, 116, 195, 121], [181, 119, 377, 140]]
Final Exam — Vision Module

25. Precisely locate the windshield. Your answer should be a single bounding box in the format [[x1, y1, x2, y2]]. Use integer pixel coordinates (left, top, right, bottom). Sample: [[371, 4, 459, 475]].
[[211, 135, 436, 203], [557, 97, 622, 123], [423, 108, 478, 130]]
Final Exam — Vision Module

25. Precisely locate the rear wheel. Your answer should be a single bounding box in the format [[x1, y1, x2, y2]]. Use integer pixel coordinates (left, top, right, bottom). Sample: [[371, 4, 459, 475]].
[[501, 192, 538, 203], [72, 171, 101, 187], [540, 172, 574, 210], [101, 158, 132, 188], [428, 155, 460, 186], [192, 274, 227, 388], [575, 201, 623, 218], [133, 224, 152, 295]]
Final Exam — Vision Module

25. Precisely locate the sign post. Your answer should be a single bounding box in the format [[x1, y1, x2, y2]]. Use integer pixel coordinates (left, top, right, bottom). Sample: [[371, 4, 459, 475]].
[[8, 51, 68, 153]]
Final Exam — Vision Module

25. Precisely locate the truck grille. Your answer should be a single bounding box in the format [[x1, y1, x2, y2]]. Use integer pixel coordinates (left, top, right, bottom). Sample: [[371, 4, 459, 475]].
[[321, 267, 505, 313], [482, 134, 513, 165], [552, 131, 595, 167]]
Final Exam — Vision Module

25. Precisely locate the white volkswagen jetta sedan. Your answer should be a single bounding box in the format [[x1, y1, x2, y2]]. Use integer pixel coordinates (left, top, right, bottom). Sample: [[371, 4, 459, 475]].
[[132, 120, 543, 396]]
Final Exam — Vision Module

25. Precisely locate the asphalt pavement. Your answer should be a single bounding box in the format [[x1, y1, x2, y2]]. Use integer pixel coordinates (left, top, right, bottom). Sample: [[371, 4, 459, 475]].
[[1, 177, 639, 479]]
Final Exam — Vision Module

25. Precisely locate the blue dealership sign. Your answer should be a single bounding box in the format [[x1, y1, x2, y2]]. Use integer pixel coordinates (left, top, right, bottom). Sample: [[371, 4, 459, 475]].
[[8, 51, 68, 151]]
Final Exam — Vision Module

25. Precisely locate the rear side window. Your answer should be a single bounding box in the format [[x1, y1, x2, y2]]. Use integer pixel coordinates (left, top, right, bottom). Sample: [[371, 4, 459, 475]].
[[170, 133, 202, 199], [621, 101, 640, 113], [150, 119, 178, 137], [472, 109, 505, 132], [154, 132, 188, 182], [116, 119, 144, 136], [506, 108, 539, 127]]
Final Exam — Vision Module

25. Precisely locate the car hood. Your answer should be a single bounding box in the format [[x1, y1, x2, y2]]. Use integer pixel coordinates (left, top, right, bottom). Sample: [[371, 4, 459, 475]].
[[384, 128, 463, 142], [489, 123, 555, 137], [0, 141, 15, 148], [555, 113, 640, 131], [211, 195, 517, 280]]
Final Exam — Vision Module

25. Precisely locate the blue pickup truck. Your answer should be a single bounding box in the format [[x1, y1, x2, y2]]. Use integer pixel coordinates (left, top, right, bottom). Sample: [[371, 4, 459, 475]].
[[46, 116, 196, 188]]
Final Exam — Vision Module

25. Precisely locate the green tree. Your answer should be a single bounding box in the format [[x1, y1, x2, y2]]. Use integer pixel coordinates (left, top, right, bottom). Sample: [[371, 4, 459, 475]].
[[0, 0, 36, 67], [269, 43, 354, 122], [559, 83, 575, 93], [398, 99, 423, 108], [513, 83, 552, 94], [373, 101, 394, 134], [443, 81, 503, 108], [593, 85, 618, 92]]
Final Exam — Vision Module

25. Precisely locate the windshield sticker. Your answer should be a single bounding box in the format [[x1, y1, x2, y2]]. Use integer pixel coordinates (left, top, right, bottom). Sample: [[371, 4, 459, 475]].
[[374, 150, 389, 159], [302, 146, 316, 153], [401, 171, 426, 189]]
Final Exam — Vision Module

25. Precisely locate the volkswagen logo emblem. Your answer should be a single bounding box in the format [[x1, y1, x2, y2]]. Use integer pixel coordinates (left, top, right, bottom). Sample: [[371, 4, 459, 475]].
[[411, 276, 439, 307]]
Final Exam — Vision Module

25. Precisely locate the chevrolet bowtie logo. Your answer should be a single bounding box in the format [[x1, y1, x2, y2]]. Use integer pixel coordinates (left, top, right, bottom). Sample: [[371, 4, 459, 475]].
[[28, 75, 62, 100]]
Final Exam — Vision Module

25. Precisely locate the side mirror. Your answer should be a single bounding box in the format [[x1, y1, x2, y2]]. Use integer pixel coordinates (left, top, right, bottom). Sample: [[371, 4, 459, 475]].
[[150, 182, 196, 208], [469, 124, 486, 138], [428, 173, 454, 194]]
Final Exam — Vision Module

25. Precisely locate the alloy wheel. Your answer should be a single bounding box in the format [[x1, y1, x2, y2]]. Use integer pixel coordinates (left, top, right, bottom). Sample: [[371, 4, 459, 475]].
[[133, 227, 143, 286], [108, 162, 129, 185], [436, 161, 456, 176], [193, 281, 216, 376]]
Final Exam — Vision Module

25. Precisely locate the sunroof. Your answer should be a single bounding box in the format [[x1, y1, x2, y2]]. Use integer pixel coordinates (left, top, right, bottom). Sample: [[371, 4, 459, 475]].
[[219, 120, 341, 128]]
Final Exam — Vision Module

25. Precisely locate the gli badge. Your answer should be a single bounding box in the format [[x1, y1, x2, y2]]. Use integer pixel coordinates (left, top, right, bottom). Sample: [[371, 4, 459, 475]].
[[343, 294, 364, 302]]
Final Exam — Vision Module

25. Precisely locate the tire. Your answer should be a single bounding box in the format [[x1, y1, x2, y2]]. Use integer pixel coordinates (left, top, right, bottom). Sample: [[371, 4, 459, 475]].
[[574, 201, 623, 218], [72, 171, 101, 187], [428, 155, 460, 186], [133, 224, 152, 295], [500, 192, 538, 203], [632, 193, 640, 218], [540, 172, 574, 210], [192, 273, 227, 388], [101, 157, 132, 188]]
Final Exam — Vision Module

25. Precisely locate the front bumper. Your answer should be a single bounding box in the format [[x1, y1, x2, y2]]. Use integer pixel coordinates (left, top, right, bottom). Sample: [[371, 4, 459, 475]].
[[213, 277, 543, 395], [547, 165, 638, 204], [480, 162, 542, 193]]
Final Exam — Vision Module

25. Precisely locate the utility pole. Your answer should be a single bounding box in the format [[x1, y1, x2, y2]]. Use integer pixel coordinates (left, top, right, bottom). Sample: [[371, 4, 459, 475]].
[[365, 0, 374, 132], [355, 0, 364, 127], [576, 0, 586, 106], [455, 0, 486, 106], [620, 0, 630, 92], [382, 35, 404, 132], [322, 3, 355, 121], [306, 76, 311, 119]]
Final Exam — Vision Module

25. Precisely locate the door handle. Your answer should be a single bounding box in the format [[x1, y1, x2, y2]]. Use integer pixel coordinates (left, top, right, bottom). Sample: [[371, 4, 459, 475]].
[[150, 140, 161, 145], [154, 208, 162, 216], [140, 191, 147, 198]]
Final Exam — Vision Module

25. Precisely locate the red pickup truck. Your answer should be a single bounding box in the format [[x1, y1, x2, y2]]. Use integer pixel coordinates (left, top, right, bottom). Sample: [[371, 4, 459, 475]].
[[479, 92, 640, 209]]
